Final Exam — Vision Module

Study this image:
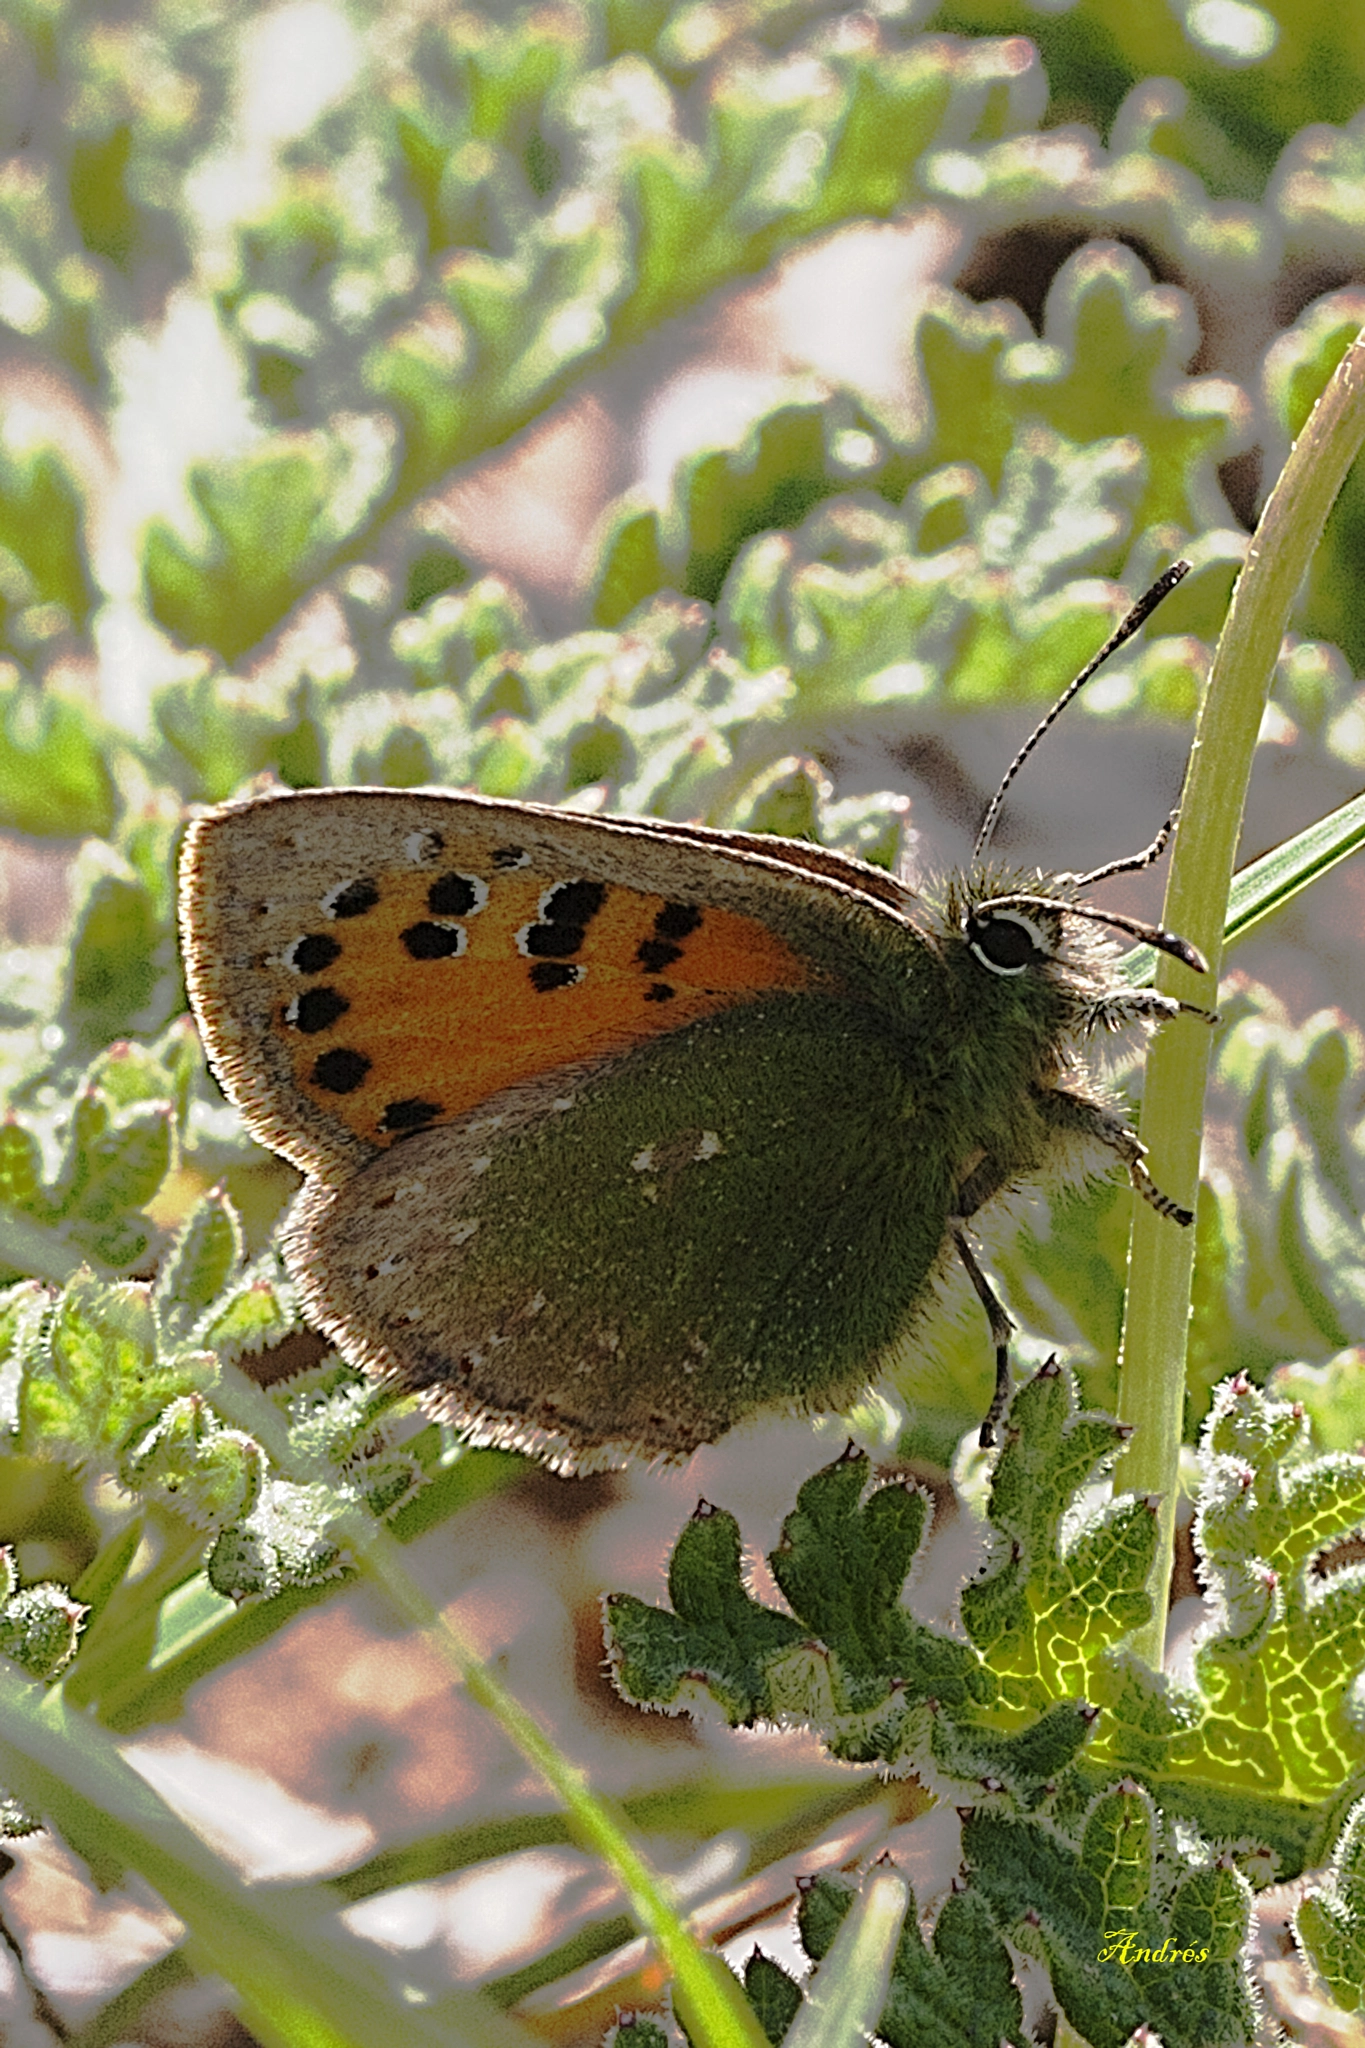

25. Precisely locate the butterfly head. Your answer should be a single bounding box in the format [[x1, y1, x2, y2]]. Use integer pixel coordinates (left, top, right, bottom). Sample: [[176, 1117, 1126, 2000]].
[[936, 860, 1209, 1056]]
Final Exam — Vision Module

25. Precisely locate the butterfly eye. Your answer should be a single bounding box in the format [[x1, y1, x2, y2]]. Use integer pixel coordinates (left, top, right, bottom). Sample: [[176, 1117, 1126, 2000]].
[[966, 908, 1052, 976]]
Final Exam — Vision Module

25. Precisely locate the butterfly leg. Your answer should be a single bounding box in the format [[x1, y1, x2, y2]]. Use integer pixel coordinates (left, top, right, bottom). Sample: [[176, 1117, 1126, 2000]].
[[1043, 1088, 1195, 1228], [1085, 987, 1219, 1032], [950, 1223, 1016, 1450]]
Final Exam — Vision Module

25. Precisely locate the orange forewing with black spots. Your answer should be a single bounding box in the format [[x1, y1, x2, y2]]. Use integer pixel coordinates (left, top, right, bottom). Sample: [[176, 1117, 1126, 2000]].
[[180, 788, 872, 1182], [284, 860, 810, 1141]]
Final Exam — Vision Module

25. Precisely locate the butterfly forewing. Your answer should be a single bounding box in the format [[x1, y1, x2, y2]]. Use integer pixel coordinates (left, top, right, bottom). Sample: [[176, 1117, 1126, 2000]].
[[180, 789, 917, 1183]]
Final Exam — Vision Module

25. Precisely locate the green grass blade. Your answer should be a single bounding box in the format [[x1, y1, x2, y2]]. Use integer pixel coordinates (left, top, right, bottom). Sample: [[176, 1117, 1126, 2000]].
[[782, 1865, 909, 2048], [0, 1668, 528, 2048], [1121, 788, 1365, 985], [1223, 788, 1365, 946], [207, 1367, 769, 2048]]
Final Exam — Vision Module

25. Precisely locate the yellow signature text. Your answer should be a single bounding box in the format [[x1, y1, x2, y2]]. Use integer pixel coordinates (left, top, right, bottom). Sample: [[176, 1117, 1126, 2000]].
[[1098, 1930, 1211, 1965]]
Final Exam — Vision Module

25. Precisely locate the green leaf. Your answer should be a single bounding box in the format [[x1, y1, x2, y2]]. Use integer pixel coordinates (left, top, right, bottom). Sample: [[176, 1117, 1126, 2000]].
[[877, 1882, 1023, 2048], [1296, 1795, 1365, 2017], [768, 1450, 981, 1720], [61, 846, 176, 1059], [389, 574, 532, 690], [0, 678, 116, 838], [0, 429, 95, 628], [154, 1188, 245, 1337], [16, 1270, 209, 1462], [120, 1394, 264, 1530], [743, 1951, 802, 2047], [1264, 291, 1365, 670], [196, 1262, 301, 1365], [144, 426, 396, 662], [605, 1500, 805, 1725], [960, 1362, 1156, 1712], [965, 1810, 1256, 2048], [1176, 1376, 1365, 1801]]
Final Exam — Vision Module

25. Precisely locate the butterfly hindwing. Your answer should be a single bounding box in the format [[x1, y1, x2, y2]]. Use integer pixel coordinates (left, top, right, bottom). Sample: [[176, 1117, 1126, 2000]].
[[293, 990, 955, 1468]]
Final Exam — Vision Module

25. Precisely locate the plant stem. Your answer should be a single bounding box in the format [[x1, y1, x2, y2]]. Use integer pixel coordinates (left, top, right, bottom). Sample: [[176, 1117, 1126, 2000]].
[[1114, 326, 1365, 1668]]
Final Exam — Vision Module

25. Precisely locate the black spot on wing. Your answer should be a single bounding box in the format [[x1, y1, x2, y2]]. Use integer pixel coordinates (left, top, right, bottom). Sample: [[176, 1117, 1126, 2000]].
[[637, 901, 702, 975], [327, 878, 380, 919], [428, 872, 483, 916], [311, 1047, 371, 1093], [401, 922, 466, 960], [545, 879, 607, 925], [655, 902, 703, 940], [523, 923, 578, 959], [382, 1097, 441, 1132], [522, 878, 606, 960], [287, 933, 342, 974], [529, 961, 583, 993], [289, 986, 349, 1034]]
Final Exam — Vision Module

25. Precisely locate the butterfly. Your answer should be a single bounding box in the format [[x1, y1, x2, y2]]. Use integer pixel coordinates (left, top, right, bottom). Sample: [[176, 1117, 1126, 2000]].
[[179, 569, 1208, 1472]]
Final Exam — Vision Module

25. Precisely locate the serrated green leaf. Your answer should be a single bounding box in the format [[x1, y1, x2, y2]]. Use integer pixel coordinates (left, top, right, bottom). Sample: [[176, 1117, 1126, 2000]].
[[928, 1698, 1098, 1804], [742, 1950, 802, 2047], [16, 1271, 208, 1462], [768, 1451, 980, 1715], [1175, 1378, 1365, 1801], [605, 1502, 804, 1725], [960, 1363, 1153, 1709], [608, 2017, 678, 2048], [155, 1189, 245, 1335], [1295, 1795, 1365, 2016], [389, 575, 531, 690], [196, 1265, 300, 1364], [1082, 1780, 1156, 1919], [877, 1884, 1023, 2048], [794, 1873, 853, 1965]]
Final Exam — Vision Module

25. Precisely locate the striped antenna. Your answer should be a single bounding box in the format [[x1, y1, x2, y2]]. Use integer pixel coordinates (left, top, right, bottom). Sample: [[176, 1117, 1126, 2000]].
[[973, 559, 1192, 863]]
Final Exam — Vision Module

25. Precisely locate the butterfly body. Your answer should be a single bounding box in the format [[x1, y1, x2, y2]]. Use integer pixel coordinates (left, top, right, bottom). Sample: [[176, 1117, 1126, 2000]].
[[181, 787, 1180, 1470]]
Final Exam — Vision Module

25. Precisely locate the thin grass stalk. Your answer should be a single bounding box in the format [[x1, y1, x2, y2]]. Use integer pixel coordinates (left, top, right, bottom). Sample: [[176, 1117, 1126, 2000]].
[[1113, 327, 1365, 1667]]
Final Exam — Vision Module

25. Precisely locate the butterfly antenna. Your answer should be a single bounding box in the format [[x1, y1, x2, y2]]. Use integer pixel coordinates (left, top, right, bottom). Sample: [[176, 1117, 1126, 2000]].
[[972, 559, 1192, 863], [1063, 801, 1179, 890], [974, 889, 1208, 974]]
